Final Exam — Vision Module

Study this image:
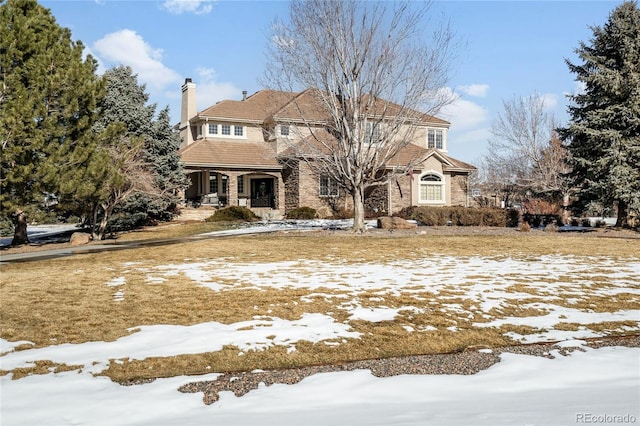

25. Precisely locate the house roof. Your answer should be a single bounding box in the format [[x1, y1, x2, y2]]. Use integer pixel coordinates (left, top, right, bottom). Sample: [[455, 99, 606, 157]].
[[277, 129, 474, 172], [179, 139, 281, 170], [427, 150, 476, 172], [196, 89, 450, 127], [197, 90, 297, 123]]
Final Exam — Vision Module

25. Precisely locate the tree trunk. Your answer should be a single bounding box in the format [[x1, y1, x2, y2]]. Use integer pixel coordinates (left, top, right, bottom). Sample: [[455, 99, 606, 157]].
[[351, 186, 367, 233], [11, 210, 29, 246], [616, 200, 628, 228]]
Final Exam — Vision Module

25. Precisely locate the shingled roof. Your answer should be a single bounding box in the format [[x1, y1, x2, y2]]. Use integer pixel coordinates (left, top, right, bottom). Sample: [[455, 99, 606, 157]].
[[179, 139, 281, 170], [196, 90, 297, 123], [195, 89, 450, 127]]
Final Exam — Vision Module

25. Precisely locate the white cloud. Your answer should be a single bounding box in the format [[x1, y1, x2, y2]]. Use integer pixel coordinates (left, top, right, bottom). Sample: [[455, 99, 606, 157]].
[[162, 0, 215, 15], [438, 87, 490, 132], [456, 84, 489, 98], [93, 29, 181, 92], [538, 93, 558, 111], [193, 67, 242, 111]]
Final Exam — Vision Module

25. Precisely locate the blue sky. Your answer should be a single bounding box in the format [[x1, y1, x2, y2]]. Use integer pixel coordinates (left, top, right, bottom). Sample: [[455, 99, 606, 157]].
[[41, 0, 622, 164]]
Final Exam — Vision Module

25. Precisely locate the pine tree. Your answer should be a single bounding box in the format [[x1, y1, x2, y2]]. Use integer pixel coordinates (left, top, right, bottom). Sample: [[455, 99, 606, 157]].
[[559, 1, 640, 227], [0, 0, 104, 245]]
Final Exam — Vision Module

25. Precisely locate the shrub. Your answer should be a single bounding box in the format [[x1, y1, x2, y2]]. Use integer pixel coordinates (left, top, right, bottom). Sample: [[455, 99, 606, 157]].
[[595, 219, 606, 228], [331, 208, 354, 219], [205, 206, 259, 222], [522, 213, 563, 228], [286, 207, 317, 220], [581, 218, 592, 227], [395, 206, 511, 227], [545, 223, 559, 232], [519, 222, 531, 232]]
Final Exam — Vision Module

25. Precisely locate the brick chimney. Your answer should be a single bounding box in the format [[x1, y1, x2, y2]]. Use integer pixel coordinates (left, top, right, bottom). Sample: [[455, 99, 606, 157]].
[[180, 78, 197, 147]]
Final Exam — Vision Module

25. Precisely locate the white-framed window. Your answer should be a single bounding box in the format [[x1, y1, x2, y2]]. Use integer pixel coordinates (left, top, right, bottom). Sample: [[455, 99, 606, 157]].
[[205, 123, 246, 139], [366, 121, 380, 143], [472, 188, 481, 197], [319, 175, 339, 197], [280, 125, 290, 136], [427, 129, 443, 150], [419, 172, 444, 203]]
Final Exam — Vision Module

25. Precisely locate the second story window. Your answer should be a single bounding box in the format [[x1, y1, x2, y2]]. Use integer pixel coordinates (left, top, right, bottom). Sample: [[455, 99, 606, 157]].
[[280, 125, 290, 136], [428, 129, 443, 150], [366, 122, 380, 143], [221, 124, 231, 135], [234, 126, 244, 136], [208, 124, 217, 135]]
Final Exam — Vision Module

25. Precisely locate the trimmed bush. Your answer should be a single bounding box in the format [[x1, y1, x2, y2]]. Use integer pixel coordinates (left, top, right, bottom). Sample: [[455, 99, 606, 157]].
[[286, 207, 317, 220], [522, 213, 563, 228], [205, 206, 259, 222], [395, 206, 512, 227]]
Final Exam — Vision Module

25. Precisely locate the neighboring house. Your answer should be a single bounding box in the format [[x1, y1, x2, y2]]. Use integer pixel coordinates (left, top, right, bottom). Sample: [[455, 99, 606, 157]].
[[178, 78, 475, 218]]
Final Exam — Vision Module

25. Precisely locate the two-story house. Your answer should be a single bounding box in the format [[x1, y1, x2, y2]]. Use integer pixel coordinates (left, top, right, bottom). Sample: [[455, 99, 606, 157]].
[[178, 78, 475, 218]]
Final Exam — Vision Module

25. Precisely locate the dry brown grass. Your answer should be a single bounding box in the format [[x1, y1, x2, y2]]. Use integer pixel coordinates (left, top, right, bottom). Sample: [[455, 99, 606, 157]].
[[1, 231, 639, 383]]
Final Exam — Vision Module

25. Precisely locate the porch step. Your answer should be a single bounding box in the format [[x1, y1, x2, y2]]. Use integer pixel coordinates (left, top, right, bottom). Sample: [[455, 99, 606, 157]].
[[175, 207, 216, 222], [175, 207, 284, 222], [252, 209, 284, 220]]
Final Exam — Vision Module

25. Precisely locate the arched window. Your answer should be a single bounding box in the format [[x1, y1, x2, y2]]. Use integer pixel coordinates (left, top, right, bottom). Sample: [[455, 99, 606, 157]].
[[419, 173, 444, 203]]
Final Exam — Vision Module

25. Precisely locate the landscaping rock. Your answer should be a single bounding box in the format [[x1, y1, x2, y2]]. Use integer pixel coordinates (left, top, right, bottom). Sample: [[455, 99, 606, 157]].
[[69, 232, 91, 246], [377, 216, 417, 230]]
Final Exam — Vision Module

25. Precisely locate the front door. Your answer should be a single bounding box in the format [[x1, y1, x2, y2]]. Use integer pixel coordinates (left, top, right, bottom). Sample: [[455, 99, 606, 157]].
[[251, 178, 274, 208]]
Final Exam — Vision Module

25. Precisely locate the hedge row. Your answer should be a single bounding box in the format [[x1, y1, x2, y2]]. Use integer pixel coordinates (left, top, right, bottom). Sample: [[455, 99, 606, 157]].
[[396, 206, 519, 227]]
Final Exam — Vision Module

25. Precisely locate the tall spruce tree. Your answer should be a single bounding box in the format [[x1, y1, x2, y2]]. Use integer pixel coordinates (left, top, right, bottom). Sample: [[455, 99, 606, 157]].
[[94, 66, 185, 232], [0, 0, 104, 245], [559, 1, 640, 227]]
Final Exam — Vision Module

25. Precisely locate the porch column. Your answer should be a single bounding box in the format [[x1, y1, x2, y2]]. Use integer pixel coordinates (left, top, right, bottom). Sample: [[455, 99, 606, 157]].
[[228, 173, 238, 207], [201, 170, 210, 196], [277, 174, 285, 212]]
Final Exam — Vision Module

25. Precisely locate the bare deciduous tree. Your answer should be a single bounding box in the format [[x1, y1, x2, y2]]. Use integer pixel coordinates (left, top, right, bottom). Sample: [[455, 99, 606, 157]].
[[486, 93, 570, 212], [265, 0, 457, 232]]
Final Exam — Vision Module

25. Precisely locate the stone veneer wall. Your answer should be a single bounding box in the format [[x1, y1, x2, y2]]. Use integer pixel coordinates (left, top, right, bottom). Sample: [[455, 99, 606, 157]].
[[450, 174, 469, 206], [388, 174, 413, 213], [282, 160, 300, 213], [364, 185, 388, 215]]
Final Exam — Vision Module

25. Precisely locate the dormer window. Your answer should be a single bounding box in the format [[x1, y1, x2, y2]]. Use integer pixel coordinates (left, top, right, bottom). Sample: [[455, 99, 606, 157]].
[[206, 123, 245, 139], [428, 129, 443, 150]]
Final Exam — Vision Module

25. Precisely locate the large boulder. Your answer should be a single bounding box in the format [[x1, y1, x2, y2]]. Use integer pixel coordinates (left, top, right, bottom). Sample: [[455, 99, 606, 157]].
[[377, 216, 417, 230], [69, 232, 91, 246]]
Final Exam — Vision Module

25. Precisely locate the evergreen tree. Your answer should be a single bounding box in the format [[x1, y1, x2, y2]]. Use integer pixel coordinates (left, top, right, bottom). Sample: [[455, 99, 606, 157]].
[[559, 1, 640, 227], [93, 66, 185, 232], [0, 0, 104, 245]]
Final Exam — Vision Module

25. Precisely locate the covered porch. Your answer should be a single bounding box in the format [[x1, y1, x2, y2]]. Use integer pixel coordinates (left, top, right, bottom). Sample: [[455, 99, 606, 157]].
[[184, 169, 285, 217]]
